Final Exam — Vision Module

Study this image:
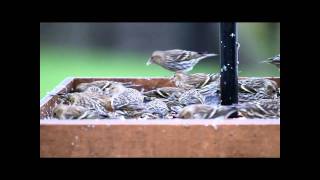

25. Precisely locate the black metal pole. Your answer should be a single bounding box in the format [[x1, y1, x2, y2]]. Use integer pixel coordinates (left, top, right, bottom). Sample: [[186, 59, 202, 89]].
[[220, 22, 238, 106]]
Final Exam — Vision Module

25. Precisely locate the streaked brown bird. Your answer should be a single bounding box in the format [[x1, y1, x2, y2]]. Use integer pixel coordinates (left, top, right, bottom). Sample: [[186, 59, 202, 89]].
[[75, 80, 139, 93], [238, 91, 278, 103], [52, 104, 105, 119], [171, 72, 220, 90], [178, 104, 237, 119], [117, 110, 145, 119], [143, 87, 184, 99], [178, 89, 205, 106], [83, 86, 104, 94], [172, 72, 221, 105], [263, 54, 280, 69], [75, 80, 112, 92], [237, 98, 280, 118], [197, 77, 278, 103], [104, 82, 127, 97], [146, 49, 218, 72], [106, 83, 145, 111], [59, 92, 111, 117], [239, 78, 278, 97], [144, 99, 169, 118], [167, 105, 183, 115], [159, 92, 183, 112]]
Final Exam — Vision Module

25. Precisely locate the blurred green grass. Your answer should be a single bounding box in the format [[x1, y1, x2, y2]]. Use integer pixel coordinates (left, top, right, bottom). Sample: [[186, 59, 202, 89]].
[[40, 45, 279, 98]]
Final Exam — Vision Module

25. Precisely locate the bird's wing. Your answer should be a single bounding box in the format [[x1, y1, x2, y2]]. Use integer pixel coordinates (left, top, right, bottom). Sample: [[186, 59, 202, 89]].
[[185, 73, 209, 87], [113, 97, 130, 109], [239, 82, 258, 94], [165, 49, 202, 62]]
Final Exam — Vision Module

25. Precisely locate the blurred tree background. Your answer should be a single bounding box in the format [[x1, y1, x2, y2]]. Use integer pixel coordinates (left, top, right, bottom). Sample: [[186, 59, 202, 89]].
[[40, 22, 280, 98]]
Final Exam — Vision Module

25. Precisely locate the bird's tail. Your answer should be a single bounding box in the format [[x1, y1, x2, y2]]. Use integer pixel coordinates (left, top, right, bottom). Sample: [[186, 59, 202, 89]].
[[198, 51, 218, 57], [197, 54, 218, 62], [261, 55, 280, 64], [260, 59, 272, 64], [261, 59, 280, 66], [203, 53, 218, 58]]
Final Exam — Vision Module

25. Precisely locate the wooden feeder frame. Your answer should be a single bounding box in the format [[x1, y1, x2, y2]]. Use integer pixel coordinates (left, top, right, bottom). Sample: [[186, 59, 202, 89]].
[[40, 77, 280, 157]]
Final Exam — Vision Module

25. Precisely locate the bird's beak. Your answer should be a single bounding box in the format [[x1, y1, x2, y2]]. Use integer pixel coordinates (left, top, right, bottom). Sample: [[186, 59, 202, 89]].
[[146, 58, 152, 66]]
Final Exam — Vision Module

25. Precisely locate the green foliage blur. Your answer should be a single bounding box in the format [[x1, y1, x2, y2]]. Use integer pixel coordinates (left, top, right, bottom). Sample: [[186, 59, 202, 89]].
[[40, 23, 280, 98]]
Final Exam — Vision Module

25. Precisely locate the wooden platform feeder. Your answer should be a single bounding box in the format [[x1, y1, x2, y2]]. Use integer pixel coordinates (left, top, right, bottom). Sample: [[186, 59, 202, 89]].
[[40, 77, 280, 157], [40, 23, 279, 157]]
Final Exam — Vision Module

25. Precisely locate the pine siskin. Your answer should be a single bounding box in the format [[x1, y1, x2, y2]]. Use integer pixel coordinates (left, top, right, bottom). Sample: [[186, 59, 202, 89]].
[[75, 80, 139, 93], [178, 89, 205, 106], [202, 93, 221, 106], [168, 105, 183, 115], [52, 104, 106, 119], [178, 104, 237, 119], [183, 76, 278, 97], [143, 87, 184, 99], [118, 110, 145, 119], [60, 92, 111, 117], [104, 82, 127, 97], [263, 54, 280, 69], [156, 90, 184, 113], [143, 99, 169, 118], [171, 72, 220, 90], [239, 78, 278, 97], [162, 98, 183, 113], [146, 49, 218, 72], [179, 104, 213, 119], [75, 80, 112, 92], [238, 91, 277, 103], [176, 77, 221, 106], [84, 86, 104, 94], [237, 98, 280, 118], [106, 83, 145, 111]]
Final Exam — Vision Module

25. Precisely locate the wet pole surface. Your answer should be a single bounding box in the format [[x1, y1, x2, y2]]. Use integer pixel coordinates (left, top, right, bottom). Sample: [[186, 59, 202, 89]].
[[220, 23, 239, 105]]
